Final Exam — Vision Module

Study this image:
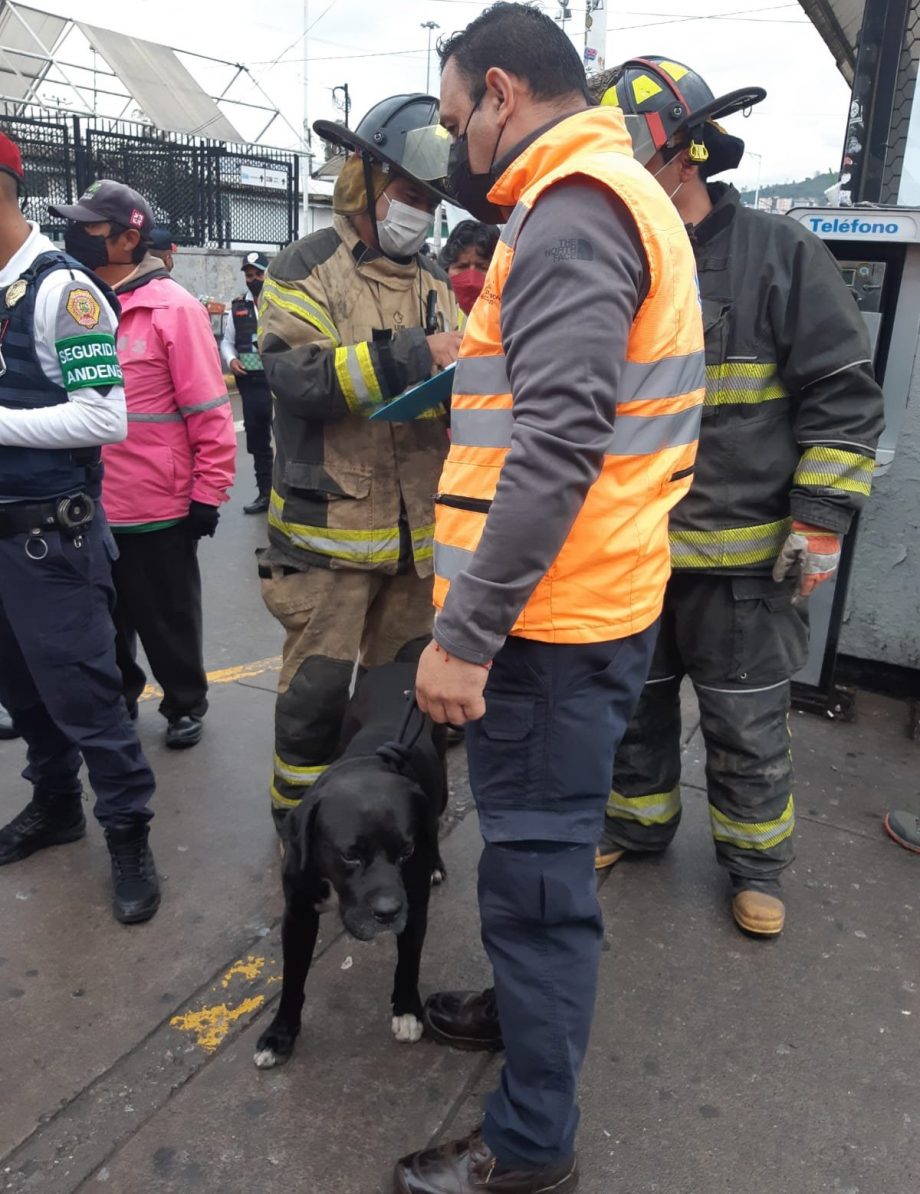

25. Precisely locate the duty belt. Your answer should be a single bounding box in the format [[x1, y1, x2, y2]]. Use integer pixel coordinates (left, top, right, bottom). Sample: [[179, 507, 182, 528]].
[[0, 492, 96, 539]]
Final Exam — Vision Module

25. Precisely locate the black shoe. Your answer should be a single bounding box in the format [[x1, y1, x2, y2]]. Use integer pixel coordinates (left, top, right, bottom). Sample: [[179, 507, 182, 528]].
[[105, 824, 161, 924], [0, 703, 18, 740], [243, 493, 270, 515], [424, 987, 504, 1052], [126, 702, 139, 722], [0, 795, 85, 865], [394, 1128, 578, 1193], [165, 714, 204, 750]]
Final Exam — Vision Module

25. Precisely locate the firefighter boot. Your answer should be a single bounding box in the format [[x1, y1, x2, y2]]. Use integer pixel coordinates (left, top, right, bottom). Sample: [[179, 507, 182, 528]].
[[730, 874, 785, 937], [595, 815, 627, 871]]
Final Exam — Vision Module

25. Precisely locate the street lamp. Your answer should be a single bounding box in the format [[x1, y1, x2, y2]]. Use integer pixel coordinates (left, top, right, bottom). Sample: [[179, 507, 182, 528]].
[[421, 20, 440, 94]]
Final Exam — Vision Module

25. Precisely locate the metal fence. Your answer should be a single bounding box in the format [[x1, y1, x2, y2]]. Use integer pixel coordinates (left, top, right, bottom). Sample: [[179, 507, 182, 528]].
[[0, 105, 300, 249]]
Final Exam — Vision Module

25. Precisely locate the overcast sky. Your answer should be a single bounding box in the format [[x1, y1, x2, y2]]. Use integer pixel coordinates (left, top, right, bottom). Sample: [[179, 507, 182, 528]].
[[36, 0, 852, 190]]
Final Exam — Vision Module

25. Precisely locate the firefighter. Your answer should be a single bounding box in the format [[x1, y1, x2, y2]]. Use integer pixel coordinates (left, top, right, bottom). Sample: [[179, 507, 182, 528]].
[[590, 58, 886, 937], [257, 94, 459, 829]]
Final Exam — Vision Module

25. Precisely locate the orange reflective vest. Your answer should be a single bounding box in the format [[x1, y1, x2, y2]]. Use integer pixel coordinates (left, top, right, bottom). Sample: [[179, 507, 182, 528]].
[[433, 107, 705, 645]]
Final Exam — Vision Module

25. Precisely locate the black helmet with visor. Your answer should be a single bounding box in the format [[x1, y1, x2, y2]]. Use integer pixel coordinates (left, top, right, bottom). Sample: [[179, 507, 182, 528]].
[[598, 57, 765, 176]]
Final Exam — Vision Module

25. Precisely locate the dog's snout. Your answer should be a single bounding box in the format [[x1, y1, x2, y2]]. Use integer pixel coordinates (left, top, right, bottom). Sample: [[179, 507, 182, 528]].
[[371, 895, 403, 924]]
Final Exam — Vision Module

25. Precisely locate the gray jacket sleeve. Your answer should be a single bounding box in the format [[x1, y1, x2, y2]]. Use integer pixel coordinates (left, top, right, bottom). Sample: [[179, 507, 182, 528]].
[[434, 179, 646, 664]]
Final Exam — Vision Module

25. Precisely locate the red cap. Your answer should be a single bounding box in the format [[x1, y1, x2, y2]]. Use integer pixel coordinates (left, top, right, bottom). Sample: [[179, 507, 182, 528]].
[[0, 131, 23, 183]]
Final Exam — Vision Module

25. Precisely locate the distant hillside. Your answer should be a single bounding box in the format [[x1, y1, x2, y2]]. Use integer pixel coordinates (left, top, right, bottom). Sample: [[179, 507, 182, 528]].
[[739, 170, 837, 203]]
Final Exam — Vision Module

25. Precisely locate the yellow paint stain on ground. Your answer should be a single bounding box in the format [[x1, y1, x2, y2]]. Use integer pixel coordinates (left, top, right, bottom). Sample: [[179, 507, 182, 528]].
[[170, 995, 265, 1052], [221, 955, 266, 988], [140, 655, 280, 702]]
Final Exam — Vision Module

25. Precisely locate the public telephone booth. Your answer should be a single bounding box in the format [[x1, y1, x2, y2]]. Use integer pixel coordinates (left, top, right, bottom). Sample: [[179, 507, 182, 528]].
[[788, 205, 920, 709]]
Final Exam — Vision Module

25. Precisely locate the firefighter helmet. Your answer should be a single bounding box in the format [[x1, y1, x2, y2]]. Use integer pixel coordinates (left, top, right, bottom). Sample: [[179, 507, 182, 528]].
[[597, 57, 765, 175], [314, 94, 453, 204]]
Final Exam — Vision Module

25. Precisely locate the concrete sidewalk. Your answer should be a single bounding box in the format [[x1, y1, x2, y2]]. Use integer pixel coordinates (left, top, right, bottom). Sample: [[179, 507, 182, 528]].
[[1, 439, 918, 1193]]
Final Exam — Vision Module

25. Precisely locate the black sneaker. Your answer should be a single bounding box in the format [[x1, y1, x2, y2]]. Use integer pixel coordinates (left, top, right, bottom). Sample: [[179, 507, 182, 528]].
[[243, 493, 270, 515], [0, 796, 86, 865], [105, 824, 161, 924], [165, 714, 204, 750]]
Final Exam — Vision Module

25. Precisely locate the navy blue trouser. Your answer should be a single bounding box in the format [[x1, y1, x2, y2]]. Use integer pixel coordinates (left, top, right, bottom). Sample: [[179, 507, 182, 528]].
[[236, 372, 274, 496], [0, 517, 155, 828], [466, 626, 658, 1167]]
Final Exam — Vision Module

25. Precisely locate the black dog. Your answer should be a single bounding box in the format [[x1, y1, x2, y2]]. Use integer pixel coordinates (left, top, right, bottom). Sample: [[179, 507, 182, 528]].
[[253, 662, 447, 1068]]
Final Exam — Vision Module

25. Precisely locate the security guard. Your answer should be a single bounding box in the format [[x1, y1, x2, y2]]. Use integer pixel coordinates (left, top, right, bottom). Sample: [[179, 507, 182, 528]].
[[257, 94, 459, 829], [0, 133, 160, 924], [590, 59, 885, 936], [221, 251, 273, 514]]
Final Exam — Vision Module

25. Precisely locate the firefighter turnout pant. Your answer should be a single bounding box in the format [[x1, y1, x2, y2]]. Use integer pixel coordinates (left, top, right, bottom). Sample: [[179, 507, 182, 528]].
[[260, 564, 435, 824], [605, 573, 808, 879]]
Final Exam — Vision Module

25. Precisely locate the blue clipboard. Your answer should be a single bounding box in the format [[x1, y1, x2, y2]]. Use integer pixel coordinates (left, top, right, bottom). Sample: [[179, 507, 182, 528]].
[[369, 363, 455, 421]]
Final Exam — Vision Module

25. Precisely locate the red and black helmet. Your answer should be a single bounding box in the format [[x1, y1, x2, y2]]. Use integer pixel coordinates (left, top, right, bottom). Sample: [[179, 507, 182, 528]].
[[598, 57, 765, 176]]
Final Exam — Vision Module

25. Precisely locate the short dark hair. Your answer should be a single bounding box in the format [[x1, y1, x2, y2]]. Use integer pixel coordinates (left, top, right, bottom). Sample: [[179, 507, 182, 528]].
[[439, 2, 589, 103], [440, 220, 500, 270]]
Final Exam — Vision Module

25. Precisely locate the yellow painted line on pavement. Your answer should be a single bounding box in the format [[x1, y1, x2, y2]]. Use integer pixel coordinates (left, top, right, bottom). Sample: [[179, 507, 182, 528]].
[[170, 953, 281, 1052], [139, 655, 281, 703]]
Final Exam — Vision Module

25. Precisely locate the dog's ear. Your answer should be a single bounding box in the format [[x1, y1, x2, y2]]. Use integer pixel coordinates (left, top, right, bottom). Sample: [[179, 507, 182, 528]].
[[284, 797, 322, 876]]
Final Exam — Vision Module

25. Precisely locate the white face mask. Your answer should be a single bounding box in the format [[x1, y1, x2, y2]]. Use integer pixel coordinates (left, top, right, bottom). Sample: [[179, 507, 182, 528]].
[[653, 154, 685, 204], [377, 194, 432, 259]]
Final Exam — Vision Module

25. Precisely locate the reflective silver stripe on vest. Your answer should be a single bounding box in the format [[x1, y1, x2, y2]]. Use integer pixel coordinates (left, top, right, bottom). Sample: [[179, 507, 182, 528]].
[[453, 355, 510, 396], [433, 540, 475, 582], [451, 399, 701, 455], [127, 411, 184, 423], [450, 407, 513, 449], [453, 351, 704, 408], [607, 404, 701, 456], [620, 351, 705, 403], [178, 393, 231, 416], [499, 202, 528, 247]]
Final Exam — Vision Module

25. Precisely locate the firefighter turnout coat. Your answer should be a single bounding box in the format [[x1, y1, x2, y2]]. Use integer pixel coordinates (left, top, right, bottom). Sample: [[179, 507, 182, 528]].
[[258, 214, 457, 577], [671, 183, 884, 572]]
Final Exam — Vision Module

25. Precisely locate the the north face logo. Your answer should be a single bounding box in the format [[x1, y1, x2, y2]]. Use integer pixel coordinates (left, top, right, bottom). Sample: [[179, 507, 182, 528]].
[[545, 237, 595, 263]]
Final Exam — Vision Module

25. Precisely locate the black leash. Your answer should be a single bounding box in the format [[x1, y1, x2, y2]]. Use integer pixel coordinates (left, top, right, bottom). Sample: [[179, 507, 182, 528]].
[[376, 690, 427, 774]]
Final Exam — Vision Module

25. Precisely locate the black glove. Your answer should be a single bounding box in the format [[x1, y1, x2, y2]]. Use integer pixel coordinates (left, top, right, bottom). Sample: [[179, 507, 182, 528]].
[[187, 501, 220, 539]]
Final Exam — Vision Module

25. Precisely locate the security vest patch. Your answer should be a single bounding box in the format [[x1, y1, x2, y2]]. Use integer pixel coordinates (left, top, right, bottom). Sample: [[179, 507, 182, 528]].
[[56, 333, 124, 392], [65, 288, 101, 330]]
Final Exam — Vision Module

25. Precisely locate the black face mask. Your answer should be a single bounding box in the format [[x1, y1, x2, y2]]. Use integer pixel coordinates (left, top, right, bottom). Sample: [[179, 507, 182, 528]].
[[64, 223, 109, 271], [446, 95, 507, 224], [248, 278, 263, 299]]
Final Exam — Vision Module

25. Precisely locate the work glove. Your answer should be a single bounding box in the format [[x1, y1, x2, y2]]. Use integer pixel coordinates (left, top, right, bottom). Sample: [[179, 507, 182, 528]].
[[772, 520, 841, 603], [187, 500, 220, 540]]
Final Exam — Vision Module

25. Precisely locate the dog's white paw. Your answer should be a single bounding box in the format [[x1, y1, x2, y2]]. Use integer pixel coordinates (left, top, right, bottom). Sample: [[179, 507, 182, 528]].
[[391, 1014, 424, 1043], [430, 867, 446, 887], [253, 1047, 281, 1069]]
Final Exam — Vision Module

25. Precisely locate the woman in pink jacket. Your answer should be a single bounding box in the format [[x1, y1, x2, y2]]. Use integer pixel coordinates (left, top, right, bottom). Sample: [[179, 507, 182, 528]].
[[52, 181, 236, 749]]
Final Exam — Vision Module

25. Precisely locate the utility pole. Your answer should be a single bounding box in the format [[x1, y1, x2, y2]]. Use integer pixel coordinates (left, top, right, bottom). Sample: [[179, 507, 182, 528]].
[[747, 151, 763, 210], [332, 83, 350, 127], [303, 0, 311, 232], [302, 0, 310, 154], [420, 21, 440, 94]]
